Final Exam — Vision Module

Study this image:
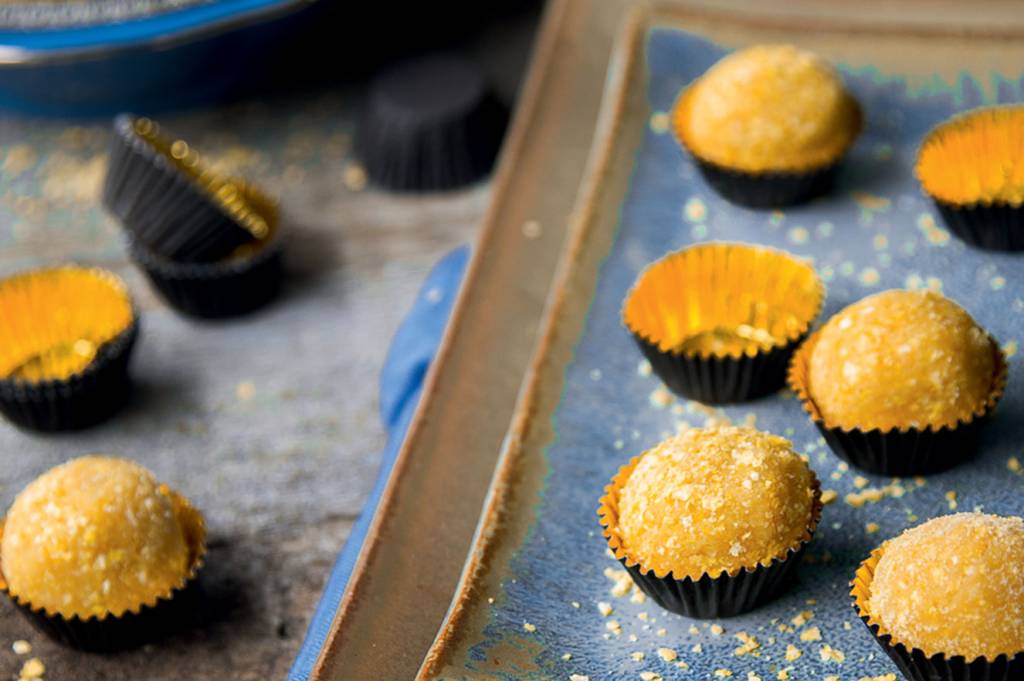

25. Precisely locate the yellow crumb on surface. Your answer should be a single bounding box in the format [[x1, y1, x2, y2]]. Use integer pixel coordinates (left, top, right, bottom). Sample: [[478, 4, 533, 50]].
[[657, 648, 677, 662], [597, 602, 613, 617], [19, 658, 44, 679], [791, 610, 814, 627], [522, 622, 536, 633], [869, 513, 1024, 659], [631, 651, 645, 662], [1009, 456, 1022, 473], [785, 644, 802, 661], [236, 380, 256, 401], [711, 624, 725, 636], [640, 673, 663, 681], [2, 456, 201, 619], [916, 106, 1024, 205], [820, 490, 838, 505], [819, 645, 845, 663], [613, 427, 816, 579], [12, 640, 31, 655], [733, 632, 759, 656], [673, 44, 859, 172], [946, 490, 959, 510], [342, 163, 367, 191], [866, 522, 880, 534], [570, 675, 589, 681], [800, 626, 822, 642], [714, 670, 733, 678], [807, 289, 996, 431]]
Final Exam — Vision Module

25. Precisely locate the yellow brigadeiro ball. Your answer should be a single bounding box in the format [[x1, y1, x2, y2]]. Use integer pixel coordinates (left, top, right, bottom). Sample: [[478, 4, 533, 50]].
[[807, 289, 994, 431], [674, 44, 860, 173], [869, 513, 1024, 660], [1, 456, 194, 619], [616, 426, 816, 579]]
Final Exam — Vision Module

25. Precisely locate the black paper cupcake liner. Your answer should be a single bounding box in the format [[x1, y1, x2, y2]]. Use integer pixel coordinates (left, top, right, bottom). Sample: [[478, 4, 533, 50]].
[[0, 503, 206, 653], [692, 156, 839, 209], [128, 234, 283, 319], [789, 332, 1008, 477], [599, 458, 822, 619], [103, 115, 267, 263], [0, 320, 138, 432], [356, 54, 508, 192], [852, 550, 1024, 681], [932, 199, 1024, 252], [6, 577, 202, 653], [633, 331, 807, 404]]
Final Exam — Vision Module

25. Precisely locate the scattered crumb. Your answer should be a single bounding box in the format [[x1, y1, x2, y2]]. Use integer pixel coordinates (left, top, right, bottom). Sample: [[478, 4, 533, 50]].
[[857, 676, 896, 681], [562, 653, 572, 661], [630, 590, 647, 604], [606, 620, 622, 635], [853, 476, 869, 489], [866, 522, 880, 534], [638, 360, 652, 377], [523, 622, 536, 633], [20, 658, 44, 679], [820, 490, 838, 505], [714, 671, 733, 678], [785, 644, 802, 661], [640, 672, 663, 681], [521, 220, 543, 239], [236, 381, 256, 401], [631, 652, 646, 662], [571, 601, 580, 609], [637, 612, 649, 621], [826, 677, 839, 681], [777, 671, 791, 681], [791, 611, 814, 627], [710, 624, 724, 635], [800, 626, 823, 642], [747, 674, 762, 681], [570, 675, 589, 681], [946, 490, 958, 510], [649, 386, 673, 408], [733, 632, 760, 656], [1009, 457, 1022, 473], [657, 648, 677, 662], [343, 163, 368, 191], [12, 641, 31, 655], [598, 602, 613, 617], [691, 644, 703, 654], [820, 645, 845, 663], [656, 628, 667, 637]]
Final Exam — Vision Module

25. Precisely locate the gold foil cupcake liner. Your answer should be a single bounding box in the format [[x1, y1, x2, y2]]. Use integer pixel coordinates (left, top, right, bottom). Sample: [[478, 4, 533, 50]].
[[916, 106, 1024, 251], [852, 549, 1024, 681], [103, 114, 278, 263], [788, 329, 1008, 476], [597, 454, 822, 618], [671, 86, 862, 208], [0, 266, 139, 431], [0, 493, 207, 652], [622, 242, 824, 403]]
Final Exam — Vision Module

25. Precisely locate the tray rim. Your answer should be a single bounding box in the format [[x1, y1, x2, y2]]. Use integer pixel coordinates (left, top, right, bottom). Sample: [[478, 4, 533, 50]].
[[414, 2, 1024, 677]]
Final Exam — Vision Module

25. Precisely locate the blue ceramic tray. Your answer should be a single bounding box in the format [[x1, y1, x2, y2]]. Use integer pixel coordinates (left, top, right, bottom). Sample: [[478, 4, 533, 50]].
[[417, 7, 1024, 680]]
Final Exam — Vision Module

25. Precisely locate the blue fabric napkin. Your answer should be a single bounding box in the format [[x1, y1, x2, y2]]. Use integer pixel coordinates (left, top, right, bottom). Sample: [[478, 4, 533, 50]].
[[287, 245, 470, 681]]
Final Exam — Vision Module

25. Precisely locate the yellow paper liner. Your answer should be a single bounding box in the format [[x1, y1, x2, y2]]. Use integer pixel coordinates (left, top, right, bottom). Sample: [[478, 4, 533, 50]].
[[915, 105, 1024, 208], [671, 82, 863, 175], [131, 117, 276, 242], [0, 266, 135, 384], [622, 242, 824, 360], [789, 327, 1008, 435], [0, 490, 206, 622], [598, 452, 822, 582]]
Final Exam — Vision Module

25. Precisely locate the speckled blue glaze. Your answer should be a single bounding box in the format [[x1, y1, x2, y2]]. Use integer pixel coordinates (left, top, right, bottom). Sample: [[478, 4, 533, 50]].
[[456, 27, 1024, 681]]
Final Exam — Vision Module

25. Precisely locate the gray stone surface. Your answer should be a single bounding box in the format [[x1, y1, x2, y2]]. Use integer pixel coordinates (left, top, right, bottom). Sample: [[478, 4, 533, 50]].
[[0, 92, 488, 679]]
